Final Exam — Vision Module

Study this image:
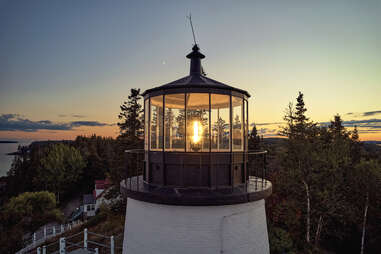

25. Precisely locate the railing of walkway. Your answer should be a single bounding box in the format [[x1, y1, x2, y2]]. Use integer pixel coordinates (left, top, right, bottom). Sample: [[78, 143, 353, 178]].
[[16, 220, 82, 254], [247, 150, 269, 190], [124, 149, 269, 192], [27, 228, 123, 254]]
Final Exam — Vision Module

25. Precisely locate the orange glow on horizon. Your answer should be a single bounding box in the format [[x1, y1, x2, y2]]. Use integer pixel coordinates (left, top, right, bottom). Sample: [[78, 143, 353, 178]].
[[0, 125, 119, 141], [0, 124, 379, 141]]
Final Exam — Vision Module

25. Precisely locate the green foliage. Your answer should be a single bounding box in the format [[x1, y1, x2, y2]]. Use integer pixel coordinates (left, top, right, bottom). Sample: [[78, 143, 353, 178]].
[[73, 135, 116, 193], [269, 226, 295, 254], [5, 145, 37, 200], [3, 191, 63, 229], [248, 124, 261, 150], [85, 211, 107, 228], [268, 92, 381, 253], [1, 135, 131, 253], [34, 143, 86, 202], [0, 191, 63, 253], [118, 88, 144, 139], [84, 204, 125, 237], [113, 88, 145, 187], [108, 134, 143, 188]]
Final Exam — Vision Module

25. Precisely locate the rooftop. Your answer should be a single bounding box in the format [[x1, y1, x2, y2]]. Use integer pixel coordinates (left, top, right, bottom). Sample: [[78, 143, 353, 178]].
[[142, 45, 250, 98]]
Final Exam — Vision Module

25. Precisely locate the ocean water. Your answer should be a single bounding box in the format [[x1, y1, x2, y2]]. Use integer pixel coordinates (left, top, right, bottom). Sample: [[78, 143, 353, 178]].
[[0, 141, 31, 177]]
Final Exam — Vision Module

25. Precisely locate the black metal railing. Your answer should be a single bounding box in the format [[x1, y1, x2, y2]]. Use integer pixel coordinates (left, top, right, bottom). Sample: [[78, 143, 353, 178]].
[[247, 150, 268, 191], [124, 149, 145, 192], [123, 149, 268, 193]]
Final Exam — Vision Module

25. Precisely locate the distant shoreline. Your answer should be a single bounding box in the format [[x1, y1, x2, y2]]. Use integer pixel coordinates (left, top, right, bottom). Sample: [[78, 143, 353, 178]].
[[0, 141, 18, 144]]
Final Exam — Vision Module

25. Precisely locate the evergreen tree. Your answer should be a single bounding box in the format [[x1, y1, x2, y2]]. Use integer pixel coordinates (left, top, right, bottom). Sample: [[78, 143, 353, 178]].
[[248, 124, 261, 150], [350, 125, 362, 164], [351, 125, 359, 141], [280, 91, 319, 245], [329, 114, 347, 138], [118, 88, 144, 139]]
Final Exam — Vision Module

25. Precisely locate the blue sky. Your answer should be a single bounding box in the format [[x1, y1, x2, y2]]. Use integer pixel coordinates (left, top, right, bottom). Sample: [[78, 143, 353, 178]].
[[0, 0, 380, 140]]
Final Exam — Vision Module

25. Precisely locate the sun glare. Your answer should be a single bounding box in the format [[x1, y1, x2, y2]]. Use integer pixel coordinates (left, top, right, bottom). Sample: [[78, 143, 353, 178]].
[[192, 121, 202, 144]]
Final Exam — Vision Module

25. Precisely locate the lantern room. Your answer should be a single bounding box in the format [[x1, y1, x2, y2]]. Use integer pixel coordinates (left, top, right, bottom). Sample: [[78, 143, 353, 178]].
[[141, 45, 250, 190]]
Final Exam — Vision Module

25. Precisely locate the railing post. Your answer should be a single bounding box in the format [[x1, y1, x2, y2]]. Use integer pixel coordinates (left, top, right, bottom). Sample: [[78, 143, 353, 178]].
[[59, 237, 65, 254], [33, 232, 36, 244], [61, 224, 64, 233], [53, 225, 56, 236], [127, 151, 131, 190], [42, 245, 46, 254], [110, 235, 115, 254], [84, 228, 88, 249], [37, 247, 41, 254], [262, 153, 265, 188], [136, 152, 139, 191], [44, 226, 47, 238], [95, 248, 99, 254], [264, 152, 267, 187]]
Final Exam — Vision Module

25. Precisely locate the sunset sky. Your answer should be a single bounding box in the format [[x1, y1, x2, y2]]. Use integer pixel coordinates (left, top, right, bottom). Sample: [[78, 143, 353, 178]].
[[1, 0, 380, 141]]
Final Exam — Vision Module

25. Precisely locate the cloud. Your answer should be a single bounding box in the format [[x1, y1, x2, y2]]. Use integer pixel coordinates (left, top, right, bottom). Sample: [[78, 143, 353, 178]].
[[251, 122, 284, 126], [0, 114, 111, 132], [319, 118, 381, 127], [256, 127, 279, 136], [58, 114, 86, 118], [344, 110, 381, 117], [72, 114, 86, 118], [357, 130, 381, 133], [362, 110, 381, 117], [342, 119, 381, 126], [70, 121, 108, 127]]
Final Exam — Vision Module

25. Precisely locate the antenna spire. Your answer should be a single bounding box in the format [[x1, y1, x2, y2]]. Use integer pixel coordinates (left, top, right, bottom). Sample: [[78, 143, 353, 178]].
[[187, 13, 197, 45]]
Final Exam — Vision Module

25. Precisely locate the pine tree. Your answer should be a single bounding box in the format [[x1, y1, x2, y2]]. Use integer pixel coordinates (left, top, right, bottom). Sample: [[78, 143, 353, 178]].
[[351, 125, 359, 141], [329, 114, 347, 138], [280, 91, 318, 244], [118, 88, 144, 139], [248, 124, 261, 150]]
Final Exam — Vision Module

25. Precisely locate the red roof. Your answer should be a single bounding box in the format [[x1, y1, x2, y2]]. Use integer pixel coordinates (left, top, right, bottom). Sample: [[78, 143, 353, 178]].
[[95, 178, 111, 190]]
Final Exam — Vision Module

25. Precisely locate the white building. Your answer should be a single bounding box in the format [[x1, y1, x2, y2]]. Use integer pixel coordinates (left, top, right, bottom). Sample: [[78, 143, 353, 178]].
[[82, 194, 95, 217]]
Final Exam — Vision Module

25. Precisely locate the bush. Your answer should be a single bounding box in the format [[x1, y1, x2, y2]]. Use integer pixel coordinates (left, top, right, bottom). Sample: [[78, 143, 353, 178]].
[[84, 212, 107, 228], [269, 226, 295, 254]]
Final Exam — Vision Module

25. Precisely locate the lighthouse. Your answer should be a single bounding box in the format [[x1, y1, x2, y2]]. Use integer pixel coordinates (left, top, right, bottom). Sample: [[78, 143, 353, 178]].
[[121, 44, 272, 254]]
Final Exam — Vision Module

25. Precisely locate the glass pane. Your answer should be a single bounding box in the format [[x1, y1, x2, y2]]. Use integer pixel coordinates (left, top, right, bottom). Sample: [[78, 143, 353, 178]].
[[232, 96, 243, 151], [144, 99, 149, 150], [150, 96, 163, 150], [165, 94, 185, 151], [186, 93, 210, 152], [211, 94, 230, 151]]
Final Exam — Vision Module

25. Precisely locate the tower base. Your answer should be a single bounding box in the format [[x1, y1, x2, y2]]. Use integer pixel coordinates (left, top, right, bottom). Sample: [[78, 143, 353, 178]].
[[123, 198, 269, 254]]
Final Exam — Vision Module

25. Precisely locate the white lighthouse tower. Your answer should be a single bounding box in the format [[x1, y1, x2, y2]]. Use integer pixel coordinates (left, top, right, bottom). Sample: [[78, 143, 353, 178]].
[[121, 45, 272, 254]]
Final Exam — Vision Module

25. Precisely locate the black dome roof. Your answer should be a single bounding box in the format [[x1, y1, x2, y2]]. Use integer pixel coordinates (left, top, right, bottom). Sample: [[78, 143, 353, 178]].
[[142, 45, 251, 98]]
